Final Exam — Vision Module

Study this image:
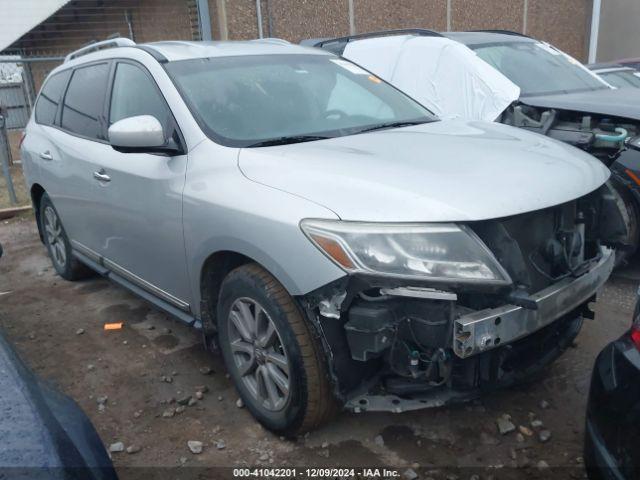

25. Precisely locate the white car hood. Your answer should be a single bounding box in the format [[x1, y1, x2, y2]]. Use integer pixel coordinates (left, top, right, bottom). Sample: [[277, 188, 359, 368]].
[[238, 120, 610, 222], [342, 35, 520, 122]]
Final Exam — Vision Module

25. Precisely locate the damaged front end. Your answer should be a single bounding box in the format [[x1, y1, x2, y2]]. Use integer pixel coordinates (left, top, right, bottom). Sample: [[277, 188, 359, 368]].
[[299, 185, 620, 412]]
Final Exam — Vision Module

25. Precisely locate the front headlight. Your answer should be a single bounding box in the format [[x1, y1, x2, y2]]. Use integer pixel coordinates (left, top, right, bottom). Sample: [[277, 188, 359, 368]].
[[301, 219, 511, 284]]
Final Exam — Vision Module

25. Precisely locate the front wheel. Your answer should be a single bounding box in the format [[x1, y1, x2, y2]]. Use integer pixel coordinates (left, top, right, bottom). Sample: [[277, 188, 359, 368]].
[[612, 185, 639, 268], [217, 263, 337, 436]]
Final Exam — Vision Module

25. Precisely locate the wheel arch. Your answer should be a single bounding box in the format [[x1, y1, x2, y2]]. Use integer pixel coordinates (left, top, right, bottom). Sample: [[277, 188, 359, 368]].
[[30, 183, 46, 242], [199, 250, 281, 340]]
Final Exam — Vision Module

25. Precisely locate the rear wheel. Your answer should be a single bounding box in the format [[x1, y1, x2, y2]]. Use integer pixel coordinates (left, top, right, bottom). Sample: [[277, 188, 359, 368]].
[[39, 193, 91, 281], [217, 263, 337, 435]]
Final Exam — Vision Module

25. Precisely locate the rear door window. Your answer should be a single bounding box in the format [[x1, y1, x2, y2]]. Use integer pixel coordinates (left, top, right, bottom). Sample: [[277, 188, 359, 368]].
[[60, 62, 110, 140], [35, 70, 71, 126], [109, 62, 172, 133]]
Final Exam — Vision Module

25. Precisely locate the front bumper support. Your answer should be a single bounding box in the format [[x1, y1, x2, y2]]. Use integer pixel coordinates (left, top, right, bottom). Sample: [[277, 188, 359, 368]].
[[454, 247, 615, 358]]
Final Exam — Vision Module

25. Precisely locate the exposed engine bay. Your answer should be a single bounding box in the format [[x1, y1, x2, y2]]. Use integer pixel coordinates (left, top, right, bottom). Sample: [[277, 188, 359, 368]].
[[502, 105, 638, 168], [300, 184, 623, 412], [501, 104, 640, 261]]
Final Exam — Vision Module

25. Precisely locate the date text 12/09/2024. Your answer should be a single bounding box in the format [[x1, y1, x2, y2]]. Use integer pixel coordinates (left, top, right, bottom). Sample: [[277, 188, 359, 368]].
[[233, 468, 402, 478]]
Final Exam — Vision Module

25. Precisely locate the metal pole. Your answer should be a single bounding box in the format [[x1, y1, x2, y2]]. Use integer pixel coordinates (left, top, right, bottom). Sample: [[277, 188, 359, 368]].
[[0, 109, 18, 205], [125, 9, 135, 40], [588, 0, 601, 63], [348, 0, 355, 35], [446, 0, 452, 31], [21, 62, 35, 111], [522, 0, 528, 34], [256, 0, 264, 38], [216, 0, 228, 40], [197, 0, 213, 41], [266, 0, 273, 37]]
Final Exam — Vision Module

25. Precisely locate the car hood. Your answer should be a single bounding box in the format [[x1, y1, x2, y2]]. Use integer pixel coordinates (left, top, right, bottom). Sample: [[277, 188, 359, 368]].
[[238, 120, 609, 222], [523, 87, 640, 121]]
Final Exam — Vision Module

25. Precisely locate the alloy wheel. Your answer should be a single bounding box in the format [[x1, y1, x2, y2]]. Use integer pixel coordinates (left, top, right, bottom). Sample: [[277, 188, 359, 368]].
[[43, 206, 66, 268], [227, 297, 291, 411]]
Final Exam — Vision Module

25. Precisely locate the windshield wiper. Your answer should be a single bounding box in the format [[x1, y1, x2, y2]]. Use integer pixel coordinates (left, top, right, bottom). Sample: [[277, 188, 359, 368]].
[[356, 120, 431, 134], [245, 135, 333, 148]]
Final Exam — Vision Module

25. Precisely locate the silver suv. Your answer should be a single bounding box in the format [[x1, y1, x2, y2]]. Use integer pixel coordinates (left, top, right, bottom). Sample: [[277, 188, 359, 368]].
[[23, 38, 620, 435]]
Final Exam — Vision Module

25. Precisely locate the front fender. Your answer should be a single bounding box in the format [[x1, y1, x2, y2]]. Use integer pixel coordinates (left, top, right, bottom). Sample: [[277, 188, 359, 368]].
[[183, 142, 346, 318]]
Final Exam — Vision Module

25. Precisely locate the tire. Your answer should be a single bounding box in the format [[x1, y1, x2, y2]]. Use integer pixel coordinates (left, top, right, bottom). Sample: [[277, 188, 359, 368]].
[[612, 183, 639, 268], [217, 263, 337, 436], [39, 193, 92, 281]]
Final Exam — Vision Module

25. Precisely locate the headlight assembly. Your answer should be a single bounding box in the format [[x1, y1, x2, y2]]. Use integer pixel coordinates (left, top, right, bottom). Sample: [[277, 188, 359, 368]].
[[300, 219, 511, 284]]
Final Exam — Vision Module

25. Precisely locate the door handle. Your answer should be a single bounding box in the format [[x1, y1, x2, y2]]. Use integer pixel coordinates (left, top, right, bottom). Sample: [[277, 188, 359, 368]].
[[39, 151, 53, 161], [93, 170, 111, 183]]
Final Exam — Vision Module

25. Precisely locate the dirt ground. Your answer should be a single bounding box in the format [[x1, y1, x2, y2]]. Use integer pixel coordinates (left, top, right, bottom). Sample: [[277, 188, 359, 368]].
[[0, 164, 29, 209], [0, 216, 637, 479]]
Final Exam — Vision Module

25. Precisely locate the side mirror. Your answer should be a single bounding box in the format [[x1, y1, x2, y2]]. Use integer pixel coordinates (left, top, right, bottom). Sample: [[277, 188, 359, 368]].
[[108, 115, 182, 155]]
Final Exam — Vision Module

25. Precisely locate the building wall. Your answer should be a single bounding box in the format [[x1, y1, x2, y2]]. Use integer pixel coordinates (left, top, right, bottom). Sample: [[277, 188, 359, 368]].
[[597, 0, 640, 62], [5, 0, 594, 82], [527, 0, 592, 61], [206, 0, 592, 61]]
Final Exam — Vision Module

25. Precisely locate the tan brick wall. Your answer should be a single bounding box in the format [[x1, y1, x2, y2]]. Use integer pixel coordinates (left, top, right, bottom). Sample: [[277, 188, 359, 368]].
[[6, 0, 592, 93], [451, 0, 524, 31], [205, 0, 589, 60], [353, 0, 447, 33], [527, 0, 591, 61], [268, 0, 350, 42]]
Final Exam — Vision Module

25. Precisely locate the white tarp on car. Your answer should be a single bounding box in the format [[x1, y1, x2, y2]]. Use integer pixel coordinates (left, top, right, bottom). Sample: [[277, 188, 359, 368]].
[[342, 35, 521, 122]]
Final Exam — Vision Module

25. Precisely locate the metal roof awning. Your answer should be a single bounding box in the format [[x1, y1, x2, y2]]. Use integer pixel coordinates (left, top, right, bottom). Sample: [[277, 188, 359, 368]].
[[0, 0, 71, 53]]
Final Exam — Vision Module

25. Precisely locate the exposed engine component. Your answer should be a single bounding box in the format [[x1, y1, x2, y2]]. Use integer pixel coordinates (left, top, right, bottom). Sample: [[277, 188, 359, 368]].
[[502, 104, 638, 166]]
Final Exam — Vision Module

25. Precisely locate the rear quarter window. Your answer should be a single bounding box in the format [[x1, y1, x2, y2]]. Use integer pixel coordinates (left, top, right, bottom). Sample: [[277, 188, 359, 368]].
[[35, 70, 71, 126], [60, 62, 110, 140]]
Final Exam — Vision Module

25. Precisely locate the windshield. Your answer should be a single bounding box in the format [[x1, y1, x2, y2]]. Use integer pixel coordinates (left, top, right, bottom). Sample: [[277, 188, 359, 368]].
[[600, 70, 640, 89], [473, 42, 610, 97], [165, 54, 436, 147]]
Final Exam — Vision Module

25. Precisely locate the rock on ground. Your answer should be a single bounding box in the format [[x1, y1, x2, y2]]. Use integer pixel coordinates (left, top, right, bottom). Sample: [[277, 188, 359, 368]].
[[109, 442, 125, 453], [496, 414, 516, 435], [187, 440, 203, 454], [126, 445, 141, 454]]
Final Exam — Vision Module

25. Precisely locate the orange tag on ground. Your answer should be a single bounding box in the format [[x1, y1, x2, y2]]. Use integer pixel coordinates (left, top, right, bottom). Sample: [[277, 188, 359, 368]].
[[104, 322, 123, 330]]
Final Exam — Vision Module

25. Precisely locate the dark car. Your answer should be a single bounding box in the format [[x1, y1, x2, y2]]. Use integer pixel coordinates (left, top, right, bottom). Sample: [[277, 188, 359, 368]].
[[444, 31, 640, 266], [617, 57, 640, 71], [585, 290, 640, 479], [0, 243, 118, 480], [588, 63, 640, 90], [308, 29, 640, 265]]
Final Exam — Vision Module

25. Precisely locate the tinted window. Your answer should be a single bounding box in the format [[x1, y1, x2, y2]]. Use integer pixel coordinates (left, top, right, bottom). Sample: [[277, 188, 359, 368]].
[[474, 42, 608, 96], [109, 62, 172, 131], [35, 70, 71, 125], [61, 63, 110, 139], [165, 54, 435, 147]]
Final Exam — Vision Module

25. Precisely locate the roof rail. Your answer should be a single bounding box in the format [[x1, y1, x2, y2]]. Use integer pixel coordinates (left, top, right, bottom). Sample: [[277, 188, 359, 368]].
[[251, 38, 291, 46], [312, 28, 443, 54], [64, 37, 136, 63], [468, 29, 531, 38]]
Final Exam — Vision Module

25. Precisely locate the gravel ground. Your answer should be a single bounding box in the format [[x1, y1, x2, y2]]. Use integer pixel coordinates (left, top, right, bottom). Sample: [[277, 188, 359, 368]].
[[0, 216, 636, 479]]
